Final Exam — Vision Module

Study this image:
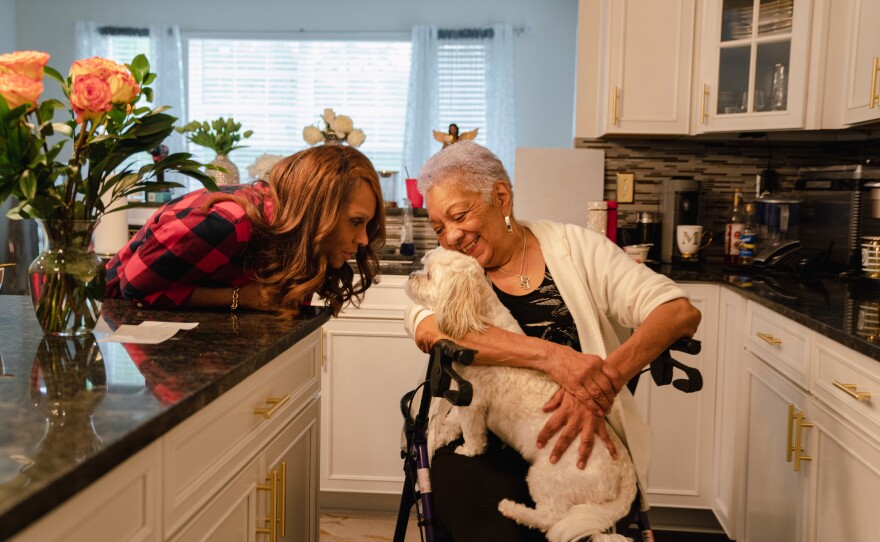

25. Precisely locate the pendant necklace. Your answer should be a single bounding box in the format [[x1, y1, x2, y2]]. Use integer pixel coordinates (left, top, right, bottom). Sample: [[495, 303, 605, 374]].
[[496, 232, 531, 290]]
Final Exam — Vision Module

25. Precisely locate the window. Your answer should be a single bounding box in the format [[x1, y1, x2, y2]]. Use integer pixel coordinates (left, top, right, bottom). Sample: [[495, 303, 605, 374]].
[[185, 36, 412, 176], [437, 43, 488, 145]]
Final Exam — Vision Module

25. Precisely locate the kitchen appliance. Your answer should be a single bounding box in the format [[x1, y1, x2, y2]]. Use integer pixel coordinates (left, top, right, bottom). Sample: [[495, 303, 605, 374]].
[[754, 194, 801, 245], [792, 164, 880, 274], [660, 177, 700, 263], [636, 211, 661, 263]]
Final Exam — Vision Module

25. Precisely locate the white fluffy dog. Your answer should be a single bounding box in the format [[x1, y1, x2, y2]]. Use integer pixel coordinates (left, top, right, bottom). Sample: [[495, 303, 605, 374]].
[[405, 247, 637, 542]]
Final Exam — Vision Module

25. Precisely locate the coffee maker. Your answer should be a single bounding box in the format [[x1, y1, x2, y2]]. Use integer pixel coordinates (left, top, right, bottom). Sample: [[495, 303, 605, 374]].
[[661, 177, 701, 263]]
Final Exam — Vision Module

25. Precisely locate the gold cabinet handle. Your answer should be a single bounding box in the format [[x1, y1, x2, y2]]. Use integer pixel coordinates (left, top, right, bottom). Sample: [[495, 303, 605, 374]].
[[254, 395, 291, 419], [793, 411, 813, 472], [611, 86, 620, 126], [833, 380, 872, 401], [786, 403, 796, 463], [871, 57, 879, 109], [757, 331, 782, 346], [279, 461, 286, 537], [701, 83, 709, 124], [256, 470, 279, 540]]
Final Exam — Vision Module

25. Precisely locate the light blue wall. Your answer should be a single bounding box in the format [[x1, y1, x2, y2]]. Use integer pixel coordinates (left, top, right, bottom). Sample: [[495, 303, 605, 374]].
[[0, 0, 15, 53], [10, 0, 579, 149]]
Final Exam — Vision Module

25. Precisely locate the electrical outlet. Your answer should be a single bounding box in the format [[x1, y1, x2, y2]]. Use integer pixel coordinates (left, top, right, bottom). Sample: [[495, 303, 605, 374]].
[[617, 173, 635, 203]]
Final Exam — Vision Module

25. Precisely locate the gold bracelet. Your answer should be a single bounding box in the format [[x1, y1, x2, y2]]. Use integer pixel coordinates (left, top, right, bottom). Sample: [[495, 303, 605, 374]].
[[230, 285, 240, 311]]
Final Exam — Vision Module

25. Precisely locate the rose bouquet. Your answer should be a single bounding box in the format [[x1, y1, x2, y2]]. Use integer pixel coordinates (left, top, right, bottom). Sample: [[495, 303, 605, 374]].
[[0, 50, 216, 335], [302, 108, 365, 147]]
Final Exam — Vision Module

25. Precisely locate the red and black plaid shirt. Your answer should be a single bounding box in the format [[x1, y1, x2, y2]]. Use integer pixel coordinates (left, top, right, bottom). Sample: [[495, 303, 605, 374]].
[[105, 183, 274, 308]]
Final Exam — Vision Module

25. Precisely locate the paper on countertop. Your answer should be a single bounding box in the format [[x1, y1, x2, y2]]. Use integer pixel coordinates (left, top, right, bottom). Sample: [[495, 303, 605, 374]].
[[98, 321, 199, 344]]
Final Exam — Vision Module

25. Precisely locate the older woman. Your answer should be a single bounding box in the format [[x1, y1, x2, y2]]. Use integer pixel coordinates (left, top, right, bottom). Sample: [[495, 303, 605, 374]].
[[106, 144, 385, 317], [405, 142, 701, 541]]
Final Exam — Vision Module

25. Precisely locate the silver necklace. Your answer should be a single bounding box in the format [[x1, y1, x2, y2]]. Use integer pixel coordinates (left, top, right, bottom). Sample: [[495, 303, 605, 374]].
[[495, 232, 530, 290]]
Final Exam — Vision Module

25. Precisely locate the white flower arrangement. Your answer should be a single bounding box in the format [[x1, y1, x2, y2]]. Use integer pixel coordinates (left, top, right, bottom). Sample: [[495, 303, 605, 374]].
[[302, 108, 366, 147], [247, 153, 284, 180]]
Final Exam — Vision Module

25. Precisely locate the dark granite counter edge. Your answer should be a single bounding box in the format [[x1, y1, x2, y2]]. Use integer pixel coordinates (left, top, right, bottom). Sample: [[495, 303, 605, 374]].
[[2, 309, 329, 538]]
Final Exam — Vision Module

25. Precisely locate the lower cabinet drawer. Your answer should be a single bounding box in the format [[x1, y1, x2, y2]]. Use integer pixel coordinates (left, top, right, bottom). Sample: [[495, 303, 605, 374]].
[[746, 301, 811, 388], [813, 334, 880, 441], [162, 331, 321, 536]]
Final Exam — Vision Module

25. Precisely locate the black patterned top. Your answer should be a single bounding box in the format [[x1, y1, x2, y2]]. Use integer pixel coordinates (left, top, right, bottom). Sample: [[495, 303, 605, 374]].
[[492, 266, 582, 351]]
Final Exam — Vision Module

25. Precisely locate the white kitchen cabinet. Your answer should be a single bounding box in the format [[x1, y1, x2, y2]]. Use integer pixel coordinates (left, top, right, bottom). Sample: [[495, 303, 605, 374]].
[[710, 286, 747, 539], [11, 441, 161, 542], [695, 0, 815, 133], [741, 349, 812, 542], [574, 0, 696, 138], [632, 283, 719, 509], [163, 330, 321, 540], [320, 275, 428, 497], [832, 0, 880, 125]]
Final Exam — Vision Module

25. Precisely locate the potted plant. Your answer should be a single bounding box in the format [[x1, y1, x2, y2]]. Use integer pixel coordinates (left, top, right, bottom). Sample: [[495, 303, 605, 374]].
[[176, 117, 253, 185], [302, 108, 365, 147], [0, 51, 216, 335]]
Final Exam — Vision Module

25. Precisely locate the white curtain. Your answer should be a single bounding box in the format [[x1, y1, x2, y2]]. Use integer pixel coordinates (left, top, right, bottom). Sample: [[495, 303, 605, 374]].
[[75, 22, 190, 193], [402, 25, 439, 181], [402, 24, 517, 181]]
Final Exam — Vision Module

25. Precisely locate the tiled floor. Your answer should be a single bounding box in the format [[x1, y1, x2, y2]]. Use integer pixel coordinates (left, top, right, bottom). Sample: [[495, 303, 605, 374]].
[[319, 510, 420, 542], [319, 511, 733, 541]]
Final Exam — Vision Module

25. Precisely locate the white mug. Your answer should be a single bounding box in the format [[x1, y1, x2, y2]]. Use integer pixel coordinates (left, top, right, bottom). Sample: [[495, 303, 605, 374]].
[[676, 225, 712, 259]]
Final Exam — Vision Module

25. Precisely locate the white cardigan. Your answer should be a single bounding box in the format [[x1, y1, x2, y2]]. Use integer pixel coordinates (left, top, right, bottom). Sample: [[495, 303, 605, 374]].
[[403, 220, 690, 498]]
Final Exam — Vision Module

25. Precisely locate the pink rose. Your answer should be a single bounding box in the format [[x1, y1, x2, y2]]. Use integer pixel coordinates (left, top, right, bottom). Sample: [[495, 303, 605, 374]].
[[70, 57, 140, 106], [0, 72, 44, 110], [69, 57, 122, 83], [69, 74, 113, 123], [0, 50, 50, 81], [107, 70, 140, 105]]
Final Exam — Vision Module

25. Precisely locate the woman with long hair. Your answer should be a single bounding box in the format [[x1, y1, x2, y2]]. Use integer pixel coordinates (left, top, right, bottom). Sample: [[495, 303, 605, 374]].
[[106, 144, 385, 317]]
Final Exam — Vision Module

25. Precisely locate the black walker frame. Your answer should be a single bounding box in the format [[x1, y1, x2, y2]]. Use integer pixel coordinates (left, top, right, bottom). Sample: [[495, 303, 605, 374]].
[[393, 337, 702, 542]]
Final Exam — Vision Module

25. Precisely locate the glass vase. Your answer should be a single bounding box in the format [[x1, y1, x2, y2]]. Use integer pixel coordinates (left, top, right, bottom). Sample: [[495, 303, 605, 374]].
[[209, 154, 240, 185], [28, 219, 105, 336]]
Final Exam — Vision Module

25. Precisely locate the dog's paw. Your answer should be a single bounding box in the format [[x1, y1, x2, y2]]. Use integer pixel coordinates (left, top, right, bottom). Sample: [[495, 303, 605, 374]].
[[454, 442, 486, 457], [436, 422, 462, 447]]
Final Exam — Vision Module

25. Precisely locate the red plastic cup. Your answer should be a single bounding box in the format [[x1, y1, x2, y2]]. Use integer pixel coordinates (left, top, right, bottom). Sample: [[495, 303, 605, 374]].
[[406, 178, 424, 208]]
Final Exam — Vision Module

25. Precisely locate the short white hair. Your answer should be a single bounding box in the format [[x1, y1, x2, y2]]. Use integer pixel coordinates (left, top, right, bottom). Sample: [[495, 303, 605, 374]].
[[417, 141, 511, 203]]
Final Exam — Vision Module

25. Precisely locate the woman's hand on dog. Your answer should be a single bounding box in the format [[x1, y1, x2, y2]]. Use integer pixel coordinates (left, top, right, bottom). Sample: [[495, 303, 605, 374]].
[[537, 388, 617, 469], [542, 347, 620, 416]]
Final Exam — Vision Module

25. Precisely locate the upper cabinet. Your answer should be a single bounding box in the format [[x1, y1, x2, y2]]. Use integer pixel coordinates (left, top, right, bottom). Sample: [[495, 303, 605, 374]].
[[574, 0, 696, 138], [832, 0, 880, 125], [695, 0, 813, 133], [574, 0, 880, 138]]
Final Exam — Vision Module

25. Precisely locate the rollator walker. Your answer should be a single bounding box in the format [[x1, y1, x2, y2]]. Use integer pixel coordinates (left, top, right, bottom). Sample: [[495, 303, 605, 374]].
[[393, 337, 702, 542]]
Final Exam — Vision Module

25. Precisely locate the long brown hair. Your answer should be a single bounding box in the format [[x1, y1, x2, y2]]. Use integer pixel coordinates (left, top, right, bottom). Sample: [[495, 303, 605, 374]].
[[210, 145, 385, 317]]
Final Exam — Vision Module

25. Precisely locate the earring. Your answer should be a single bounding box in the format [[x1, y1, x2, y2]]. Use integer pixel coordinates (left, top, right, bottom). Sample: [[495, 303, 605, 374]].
[[504, 215, 512, 234]]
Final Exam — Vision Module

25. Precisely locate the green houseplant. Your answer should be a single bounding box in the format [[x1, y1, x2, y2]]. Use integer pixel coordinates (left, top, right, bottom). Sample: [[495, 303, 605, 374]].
[[0, 50, 217, 335], [176, 117, 253, 185]]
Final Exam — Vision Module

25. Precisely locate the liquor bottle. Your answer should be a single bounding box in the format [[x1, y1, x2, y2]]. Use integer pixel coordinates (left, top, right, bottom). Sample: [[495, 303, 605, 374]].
[[738, 202, 757, 267], [724, 189, 744, 267], [400, 199, 415, 257]]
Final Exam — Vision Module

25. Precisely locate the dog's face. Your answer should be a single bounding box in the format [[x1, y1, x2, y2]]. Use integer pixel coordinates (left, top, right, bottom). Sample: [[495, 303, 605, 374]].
[[405, 247, 491, 338]]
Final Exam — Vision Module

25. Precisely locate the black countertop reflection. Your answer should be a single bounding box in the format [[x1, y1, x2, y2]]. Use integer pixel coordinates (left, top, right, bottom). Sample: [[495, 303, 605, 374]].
[[658, 262, 880, 363], [0, 296, 329, 538]]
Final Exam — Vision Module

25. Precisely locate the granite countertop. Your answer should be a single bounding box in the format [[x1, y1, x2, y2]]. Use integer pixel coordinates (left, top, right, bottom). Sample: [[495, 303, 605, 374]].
[[660, 262, 880, 363], [0, 296, 329, 538]]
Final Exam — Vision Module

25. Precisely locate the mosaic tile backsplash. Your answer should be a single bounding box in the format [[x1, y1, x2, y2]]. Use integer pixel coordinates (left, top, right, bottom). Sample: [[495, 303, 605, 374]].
[[575, 136, 880, 261]]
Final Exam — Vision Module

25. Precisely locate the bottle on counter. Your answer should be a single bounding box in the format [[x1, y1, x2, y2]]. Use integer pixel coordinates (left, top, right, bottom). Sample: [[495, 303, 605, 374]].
[[738, 202, 758, 267], [400, 198, 415, 257], [606, 201, 618, 244], [724, 189, 744, 267]]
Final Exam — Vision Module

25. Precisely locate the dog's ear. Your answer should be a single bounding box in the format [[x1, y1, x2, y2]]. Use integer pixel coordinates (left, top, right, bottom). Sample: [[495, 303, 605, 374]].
[[435, 260, 489, 339]]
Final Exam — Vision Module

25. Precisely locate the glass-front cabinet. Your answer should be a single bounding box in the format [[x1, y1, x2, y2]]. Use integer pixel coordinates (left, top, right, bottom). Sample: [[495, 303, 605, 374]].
[[697, 0, 813, 132]]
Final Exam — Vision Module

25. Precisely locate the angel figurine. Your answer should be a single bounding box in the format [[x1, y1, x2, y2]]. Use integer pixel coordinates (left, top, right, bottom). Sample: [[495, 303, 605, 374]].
[[433, 123, 479, 148]]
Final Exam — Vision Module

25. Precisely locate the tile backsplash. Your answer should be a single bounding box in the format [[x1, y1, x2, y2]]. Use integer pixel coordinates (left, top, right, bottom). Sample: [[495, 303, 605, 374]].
[[575, 135, 880, 261]]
